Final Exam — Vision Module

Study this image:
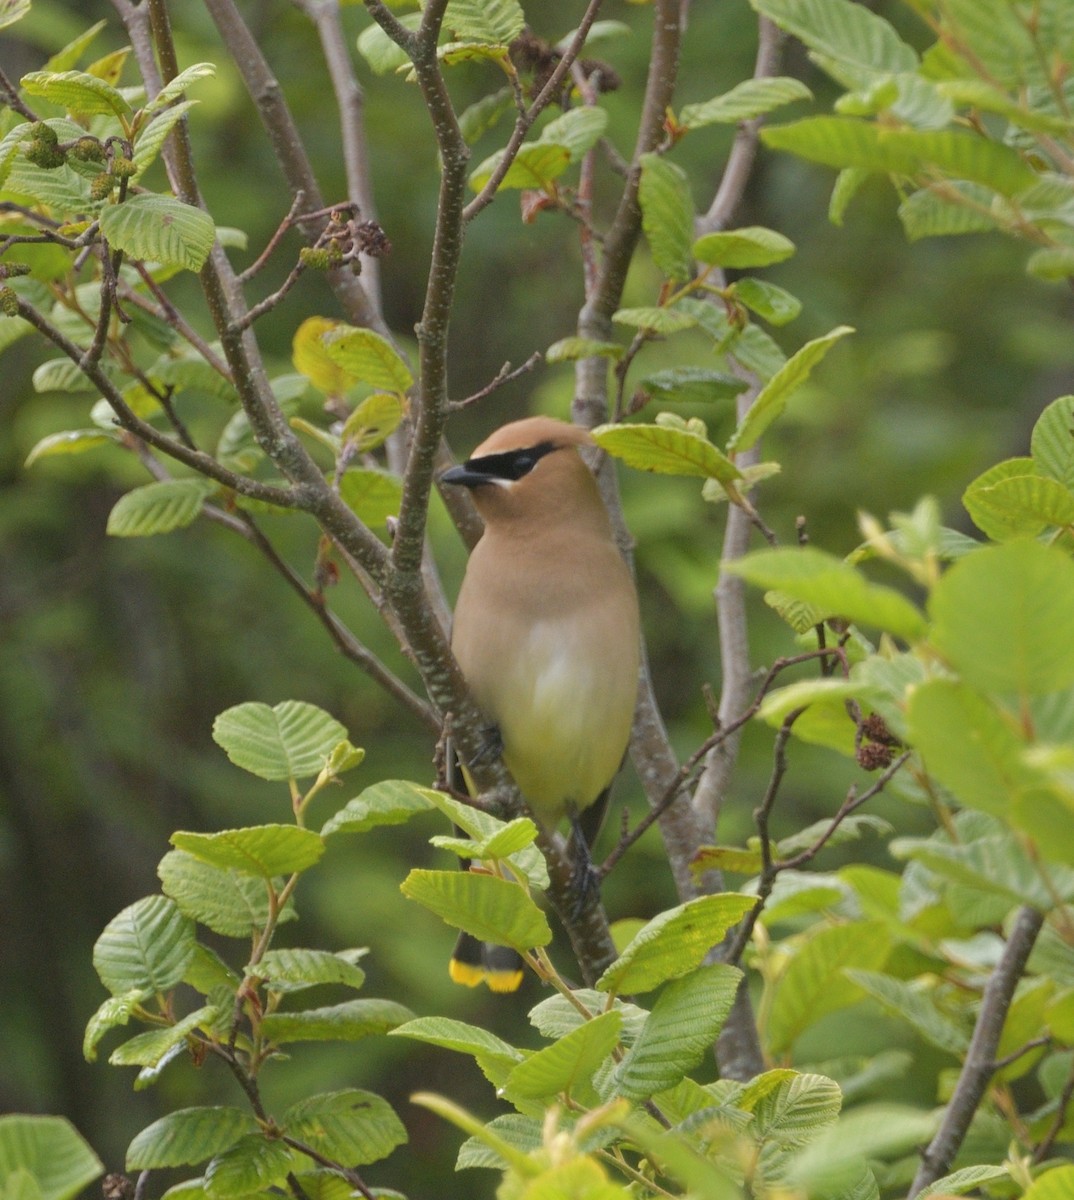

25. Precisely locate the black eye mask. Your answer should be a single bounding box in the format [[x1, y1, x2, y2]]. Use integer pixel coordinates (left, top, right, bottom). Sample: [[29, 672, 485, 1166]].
[[442, 440, 559, 488]]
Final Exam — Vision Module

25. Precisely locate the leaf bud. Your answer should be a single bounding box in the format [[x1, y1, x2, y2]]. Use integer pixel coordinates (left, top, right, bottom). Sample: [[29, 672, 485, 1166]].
[[0, 286, 20, 317], [90, 172, 115, 200]]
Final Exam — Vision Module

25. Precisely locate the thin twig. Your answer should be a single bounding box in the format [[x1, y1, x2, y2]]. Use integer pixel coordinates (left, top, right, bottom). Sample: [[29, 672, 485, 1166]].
[[447, 352, 542, 410], [0, 67, 38, 121], [238, 191, 306, 283], [1034, 1055, 1074, 1164]]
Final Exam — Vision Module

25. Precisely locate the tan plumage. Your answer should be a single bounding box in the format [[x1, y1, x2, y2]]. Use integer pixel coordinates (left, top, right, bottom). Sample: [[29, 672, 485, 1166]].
[[443, 416, 640, 829]]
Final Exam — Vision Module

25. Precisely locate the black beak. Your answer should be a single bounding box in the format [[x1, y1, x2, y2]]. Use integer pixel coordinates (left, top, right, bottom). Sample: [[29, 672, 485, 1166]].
[[440, 464, 491, 488]]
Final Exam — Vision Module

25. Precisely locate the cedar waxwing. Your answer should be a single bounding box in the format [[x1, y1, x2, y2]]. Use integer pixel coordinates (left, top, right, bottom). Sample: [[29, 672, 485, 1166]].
[[441, 416, 640, 991]]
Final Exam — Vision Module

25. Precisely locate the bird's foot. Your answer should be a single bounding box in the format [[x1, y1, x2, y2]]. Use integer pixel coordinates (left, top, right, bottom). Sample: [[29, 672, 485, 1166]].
[[567, 814, 602, 921], [470, 725, 503, 767]]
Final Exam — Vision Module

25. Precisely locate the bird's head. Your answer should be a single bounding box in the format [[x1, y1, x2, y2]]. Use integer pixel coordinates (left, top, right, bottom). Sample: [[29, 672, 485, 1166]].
[[441, 417, 605, 528]]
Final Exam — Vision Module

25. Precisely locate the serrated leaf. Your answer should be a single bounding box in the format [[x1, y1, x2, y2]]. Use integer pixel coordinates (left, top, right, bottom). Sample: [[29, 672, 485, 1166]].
[[100, 195, 215, 272], [337, 467, 402, 529], [898, 182, 1002, 241], [322, 325, 412, 392], [21, 69, 131, 117], [1028, 246, 1074, 282], [469, 141, 571, 192], [283, 1090, 406, 1167], [545, 336, 623, 363], [292, 317, 350, 394], [639, 153, 694, 282], [158, 849, 289, 937], [729, 546, 926, 640], [641, 366, 749, 404], [930, 540, 1074, 695], [750, 0, 917, 77], [321, 779, 435, 836], [444, 0, 524, 44], [681, 76, 813, 129], [1032, 396, 1074, 489], [761, 118, 1037, 196], [537, 107, 607, 162], [846, 970, 970, 1054], [25, 429, 116, 466], [109, 1005, 219, 1068], [83, 990, 148, 1062], [614, 964, 741, 1101], [962, 457, 1044, 540], [390, 1016, 523, 1070], [458, 88, 513, 143], [829, 166, 870, 225], [143, 63, 215, 117], [212, 700, 347, 782], [969, 473, 1074, 533], [342, 392, 405, 451], [596, 893, 755, 995], [260, 998, 414, 1044], [253, 949, 366, 993], [728, 325, 853, 452], [106, 478, 213, 537], [613, 305, 699, 335], [356, 14, 421, 74], [733, 278, 802, 325], [402, 868, 551, 950], [133, 101, 198, 180], [505, 1011, 622, 1101], [748, 1071, 843, 1146], [93, 895, 196, 996], [690, 845, 765, 874], [1020, 1166, 1074, 1200], [918, 1165, 1011, 1197], [204, 1135, 293, 1196], [0, 1117, 102, 1200], [528, 991, 649, 1043], [171, 826, 325, 878], [693, 225, 796, 268], [592, 422, 741, 482], [31, 358, 98, 393], [767, 922, 890, 1055], [0, 0, 30, 31]]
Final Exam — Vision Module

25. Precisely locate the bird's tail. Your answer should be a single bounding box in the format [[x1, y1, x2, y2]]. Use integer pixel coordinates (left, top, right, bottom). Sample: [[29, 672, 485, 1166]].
[[449, 930, 524, 993]]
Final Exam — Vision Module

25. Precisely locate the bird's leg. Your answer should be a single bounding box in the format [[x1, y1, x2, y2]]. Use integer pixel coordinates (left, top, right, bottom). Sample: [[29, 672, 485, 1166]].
[[566, 807, 603, 921], [469, 724, 504, 767]]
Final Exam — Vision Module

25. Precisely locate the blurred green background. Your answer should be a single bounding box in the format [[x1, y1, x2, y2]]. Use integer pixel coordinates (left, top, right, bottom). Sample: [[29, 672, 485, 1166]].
[[1, 0, 1072, 1194]]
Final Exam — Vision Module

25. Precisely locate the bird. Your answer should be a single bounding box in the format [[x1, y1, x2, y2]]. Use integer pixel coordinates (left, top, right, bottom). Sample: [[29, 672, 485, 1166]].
[[440, 416, 640, 991]]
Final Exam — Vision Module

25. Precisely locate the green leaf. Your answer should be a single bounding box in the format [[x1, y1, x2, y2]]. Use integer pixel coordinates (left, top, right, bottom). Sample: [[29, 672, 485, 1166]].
[[829, 167, 869, 225], [846, 970, 970, 1054], [443, 0, 524, 44], [930, 540, 1074, 695], [401, 869, 552, 951], [767, 922, 890, 1055], [133, 101, 198, 180], [750, 0, 917, 77], [127, 1108, 255, 1171], [252, 949, 366, 993], [321, 778, 435, 836], [756, 677, 873, 726], [458, 88, 513, 144], [204, 1135, 293, 1196], [591, 422, 741, 482], [747, 1071, 843, 1146], [680, 76, 812, 128], [390, 1016, 523, 1073], [640, 366, 749, 404], [31, 358, 99, 393], [93, 895, 196, 996], [260, 998, 414, 1044], [733, 277, 802, 326], [639, 154, 694, 283], [1021, 1166, 1074, 1200], [545, 336, 623, 363], [614, 964, 742, 1101], [596, 893, 755, 995], [337, 467, 402, 529], [963, 457, 1045, 540], [321, 325, 412, 392], [283, 1091, 406, 1166], [469, 142, 571, 192], [537, 107, 607, 162], [761, 118, 1037, 196], [728, 325, 853, 452], [83, 990, 148, 1062], [356, 14, 421, 74], [729, 546, 926, 640], [504, 1011, 622, 1100], [171, 825, 325, 878], [212, 699, 348, 781], [142, 63, 215, 117], [342, 392, 405, 451], [0, 1118, 102, 1200], [0, 0, 29, 31], [100, 195, 215, 272], [1027, 245, 1074, 282], [918, 1166, 1011, 1198], [1032, 395, 1074, 489], [158, 849, 289, 937], [965, 472, 1074, 536], [25, 429, 116, 467], [693, 225, 796, 268], [612, 306, 699, 335], [109, 1005, 219, 1068], [21, 69, 130, 117], [898, 181, 1003, 242], [106, 478, 214, 537]]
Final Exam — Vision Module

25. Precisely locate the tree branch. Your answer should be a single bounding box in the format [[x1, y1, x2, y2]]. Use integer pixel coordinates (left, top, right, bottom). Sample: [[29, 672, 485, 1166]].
[[908, 905, 1046, 1198]]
